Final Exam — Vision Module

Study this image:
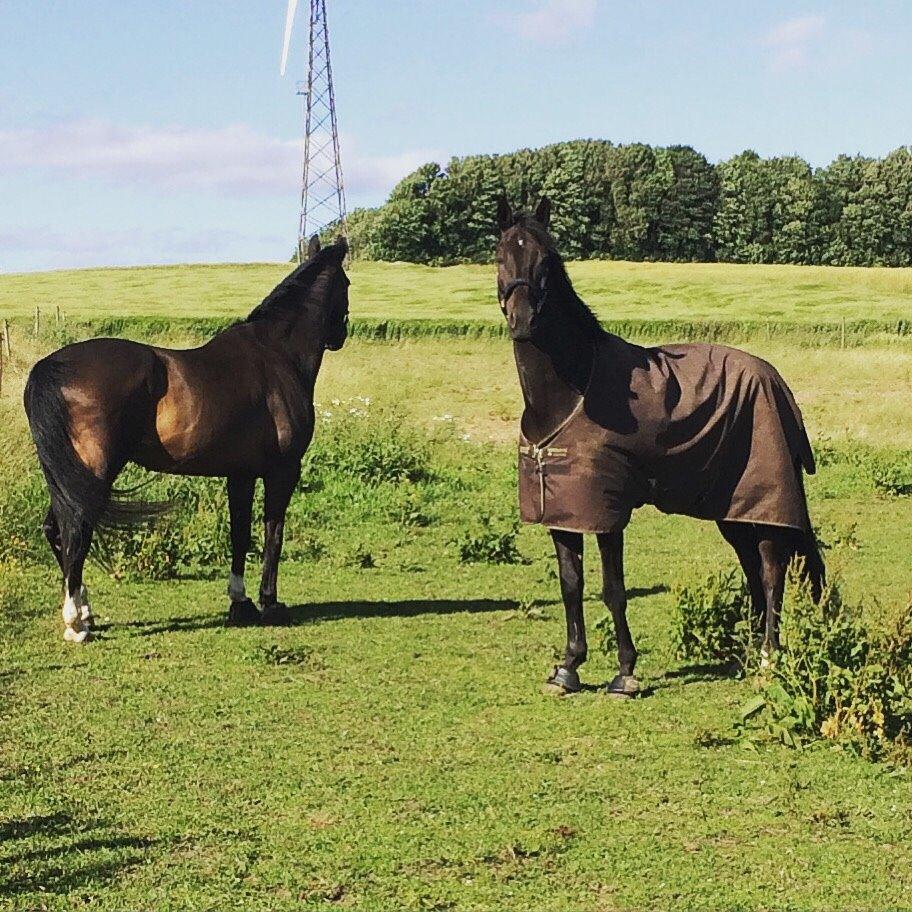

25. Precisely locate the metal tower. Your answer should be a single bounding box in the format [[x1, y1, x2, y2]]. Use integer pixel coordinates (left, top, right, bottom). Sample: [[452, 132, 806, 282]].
[[282, 0, 347, 261]]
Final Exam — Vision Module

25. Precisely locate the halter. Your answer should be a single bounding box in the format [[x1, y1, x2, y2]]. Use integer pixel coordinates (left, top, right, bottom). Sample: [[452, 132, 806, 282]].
[[499, 277, 547, 314]]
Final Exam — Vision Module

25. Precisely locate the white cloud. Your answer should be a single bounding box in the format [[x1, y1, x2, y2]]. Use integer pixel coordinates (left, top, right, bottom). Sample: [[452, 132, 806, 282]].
[[0, 225, 288, 272], [494, 0, 597, 45], [762, 15, 826, 71], [343, 138, 444, 200], [761, 16, 877, 73], [0, 118, 443, 200]]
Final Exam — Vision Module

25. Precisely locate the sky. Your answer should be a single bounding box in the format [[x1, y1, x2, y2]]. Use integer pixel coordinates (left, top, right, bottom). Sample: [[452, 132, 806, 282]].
[[2, 0, 910, 272]]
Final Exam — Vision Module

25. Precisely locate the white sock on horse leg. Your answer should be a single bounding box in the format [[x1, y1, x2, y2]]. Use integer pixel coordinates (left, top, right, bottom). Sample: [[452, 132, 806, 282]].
[[62, 590, 89, 643], [63, 591, 80, 628], [79, 585, 93, 624], [228, 573, 246, 602]]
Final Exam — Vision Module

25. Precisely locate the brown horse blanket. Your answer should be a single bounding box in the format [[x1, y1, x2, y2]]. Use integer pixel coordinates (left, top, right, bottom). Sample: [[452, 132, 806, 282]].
[[519, 335, 815, 534]]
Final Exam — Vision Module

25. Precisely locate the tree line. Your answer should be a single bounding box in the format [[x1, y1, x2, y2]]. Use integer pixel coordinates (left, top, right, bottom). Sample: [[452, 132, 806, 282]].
[[340, 141, 912, 267]]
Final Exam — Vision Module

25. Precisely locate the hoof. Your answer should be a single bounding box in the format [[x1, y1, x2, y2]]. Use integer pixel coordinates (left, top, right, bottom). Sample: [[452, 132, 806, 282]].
[[604, 674, 640, 699], [260, 602, 292, 626], [542, 666, 581, 696], [63, 626, 92, 644], [226, 599, 262, 627]]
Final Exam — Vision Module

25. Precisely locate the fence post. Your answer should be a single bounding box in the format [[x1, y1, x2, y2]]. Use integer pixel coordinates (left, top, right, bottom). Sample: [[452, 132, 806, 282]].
[[55, 305, 61, 326], [34, 306, 40, 336], [1, 319, 9, 359], [841, 317, 846, 350]]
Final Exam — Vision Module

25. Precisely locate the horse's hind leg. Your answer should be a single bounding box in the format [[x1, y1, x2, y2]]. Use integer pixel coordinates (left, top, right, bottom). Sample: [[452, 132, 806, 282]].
[[717, 521, 765, 630], [543, 530, 586, 696], [59, 518, 94, 644], [597, 531, 640, 698], [43, 507, 94, 631], [757, 529, 791, 655], [258, 460, 301, 626], [225, 474, 260, 627]]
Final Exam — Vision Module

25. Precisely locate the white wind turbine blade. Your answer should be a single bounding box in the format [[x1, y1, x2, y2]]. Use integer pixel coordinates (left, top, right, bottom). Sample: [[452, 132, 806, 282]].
[[280, 0, 299, 76]]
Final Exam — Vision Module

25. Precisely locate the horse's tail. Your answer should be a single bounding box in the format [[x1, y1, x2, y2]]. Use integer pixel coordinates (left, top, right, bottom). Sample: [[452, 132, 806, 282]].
[[24, 358, 168, 534], [796, 528, 826, 604]]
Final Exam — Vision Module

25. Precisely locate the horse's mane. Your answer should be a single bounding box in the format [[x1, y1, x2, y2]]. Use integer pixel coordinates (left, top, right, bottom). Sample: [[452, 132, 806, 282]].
[[246, 241, 346, 323], [510, 213, 605, 341]]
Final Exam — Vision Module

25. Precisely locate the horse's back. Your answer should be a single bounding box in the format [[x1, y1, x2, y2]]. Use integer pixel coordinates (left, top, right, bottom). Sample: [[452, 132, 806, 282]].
[[651, 342, 815, 475], [35, 337, 161, 394]]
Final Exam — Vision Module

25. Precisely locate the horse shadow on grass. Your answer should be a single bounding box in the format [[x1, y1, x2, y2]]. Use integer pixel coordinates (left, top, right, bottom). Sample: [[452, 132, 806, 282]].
[[116, 582, 673, 638], [0, 811, 160, 898], [118, 598, 521, 637], [654, 660, 742, 689]]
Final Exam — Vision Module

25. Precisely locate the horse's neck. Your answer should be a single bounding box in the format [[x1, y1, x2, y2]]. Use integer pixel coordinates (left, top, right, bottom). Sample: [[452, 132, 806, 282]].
[[514, 321, 595, 443], [250, 315, 322, 395]]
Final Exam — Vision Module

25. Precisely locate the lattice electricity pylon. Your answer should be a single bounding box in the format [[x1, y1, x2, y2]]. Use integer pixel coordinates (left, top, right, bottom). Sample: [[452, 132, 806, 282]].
[[292, 0, 347, 261]]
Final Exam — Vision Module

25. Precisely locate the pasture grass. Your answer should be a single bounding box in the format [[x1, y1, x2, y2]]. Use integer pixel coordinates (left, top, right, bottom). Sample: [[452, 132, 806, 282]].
[[2, 319, 912, 908], [2, 259, 911, 327]]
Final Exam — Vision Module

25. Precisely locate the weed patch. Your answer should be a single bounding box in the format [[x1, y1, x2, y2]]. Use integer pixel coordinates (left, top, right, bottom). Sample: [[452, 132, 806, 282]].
[[671, 568, 756, 666], [738, 571, 912, 763], [872, 457, 912, 497], [453, 516, 522, 565]]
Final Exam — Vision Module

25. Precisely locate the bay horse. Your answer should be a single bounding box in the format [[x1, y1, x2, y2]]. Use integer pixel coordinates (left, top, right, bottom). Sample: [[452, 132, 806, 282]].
[[24, 236, 349, 643], [496, 198, 825, 697]]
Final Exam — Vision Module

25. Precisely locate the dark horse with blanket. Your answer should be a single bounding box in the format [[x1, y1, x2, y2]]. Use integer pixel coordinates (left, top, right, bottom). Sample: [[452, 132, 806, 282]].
[[24, 237, 349, 643], [496, 198, 825, 697]]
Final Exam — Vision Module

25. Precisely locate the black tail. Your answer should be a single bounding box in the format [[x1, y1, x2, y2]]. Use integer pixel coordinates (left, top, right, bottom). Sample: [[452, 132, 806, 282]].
[[797, 530, 826, 603], [24, 358, 168, 536]]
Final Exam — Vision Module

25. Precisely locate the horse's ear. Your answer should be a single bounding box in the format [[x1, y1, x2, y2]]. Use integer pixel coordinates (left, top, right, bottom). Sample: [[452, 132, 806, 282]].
[[496, 195, 513, 233], [330, 236, 348, 262], [534, 196, 551, 229], [307, 235, 321, 259]]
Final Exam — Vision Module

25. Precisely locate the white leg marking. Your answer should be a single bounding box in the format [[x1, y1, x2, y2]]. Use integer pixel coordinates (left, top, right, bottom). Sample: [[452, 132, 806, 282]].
[[62, 591, 81, 628], [79, 585, 93, 626], [62, 590, 90, 643], [228, 572, 246, 603]]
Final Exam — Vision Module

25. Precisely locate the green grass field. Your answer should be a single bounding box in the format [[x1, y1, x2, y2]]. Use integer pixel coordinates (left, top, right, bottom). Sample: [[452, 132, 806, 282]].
[[2, 259, 912, 325], [1, 262, 911, 910]]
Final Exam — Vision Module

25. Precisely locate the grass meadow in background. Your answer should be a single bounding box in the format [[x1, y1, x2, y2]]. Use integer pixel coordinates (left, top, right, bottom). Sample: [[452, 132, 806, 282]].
[[2, 259, 912, 325], [0, 262, 911, 909]]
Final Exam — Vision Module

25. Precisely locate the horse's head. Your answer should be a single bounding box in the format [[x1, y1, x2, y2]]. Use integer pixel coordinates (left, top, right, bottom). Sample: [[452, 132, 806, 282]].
[[495, 196, 554, 342], [307, 235, 350, 352]]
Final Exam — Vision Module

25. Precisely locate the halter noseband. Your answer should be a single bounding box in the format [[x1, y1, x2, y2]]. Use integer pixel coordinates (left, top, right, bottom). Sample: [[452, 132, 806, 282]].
[[500, 277, 546, 314]]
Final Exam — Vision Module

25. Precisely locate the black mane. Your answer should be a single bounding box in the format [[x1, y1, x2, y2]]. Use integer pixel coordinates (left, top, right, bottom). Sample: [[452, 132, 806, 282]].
[[510, 213, 605, 341], [246, 241, 346, 323]]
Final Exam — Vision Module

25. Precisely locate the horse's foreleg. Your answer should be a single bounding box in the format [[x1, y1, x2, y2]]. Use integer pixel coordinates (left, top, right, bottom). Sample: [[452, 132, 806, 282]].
[[258, 461, 301, 626], [543, 530, 586, 695], [225, 474, 260, 627], [597, 531, 639, 698]]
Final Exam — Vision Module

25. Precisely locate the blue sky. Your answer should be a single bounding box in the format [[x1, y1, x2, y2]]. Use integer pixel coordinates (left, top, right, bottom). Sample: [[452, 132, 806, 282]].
[[2, 0, 910, 272]]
